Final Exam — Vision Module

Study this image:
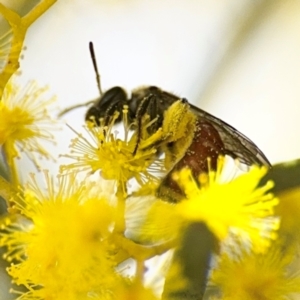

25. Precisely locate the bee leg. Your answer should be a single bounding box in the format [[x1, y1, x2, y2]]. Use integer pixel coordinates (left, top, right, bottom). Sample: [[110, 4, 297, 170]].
[[133, 94, 160, 155], [103, 99, 128, 126]]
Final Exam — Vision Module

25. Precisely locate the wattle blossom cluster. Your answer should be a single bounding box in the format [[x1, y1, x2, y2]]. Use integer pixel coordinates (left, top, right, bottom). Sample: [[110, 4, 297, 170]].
[[0, 2, 300, 300]]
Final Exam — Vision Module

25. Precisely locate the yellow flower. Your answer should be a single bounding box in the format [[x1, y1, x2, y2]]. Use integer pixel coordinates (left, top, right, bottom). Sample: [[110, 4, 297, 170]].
[[0, 172, 124, 299], [116, 281, 159, 300], [176, 158, 279, 252], [60, 106, 164, 195], [275, 187, 300, 245], [138, 157, 279, 253], [0, 77, 57, 171], [211, 246, 300, 300]]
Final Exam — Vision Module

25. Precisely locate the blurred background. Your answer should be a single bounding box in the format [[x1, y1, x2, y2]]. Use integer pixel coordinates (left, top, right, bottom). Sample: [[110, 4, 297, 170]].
[[1, 1, 300, 299], [2, 0, 300, 177]]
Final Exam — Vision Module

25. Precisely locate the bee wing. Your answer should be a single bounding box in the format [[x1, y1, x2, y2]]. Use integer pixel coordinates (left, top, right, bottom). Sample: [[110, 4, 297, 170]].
[[189, 104, 271, 167]]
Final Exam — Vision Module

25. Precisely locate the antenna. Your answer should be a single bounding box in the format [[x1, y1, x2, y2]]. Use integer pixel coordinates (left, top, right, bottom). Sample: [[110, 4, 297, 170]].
[[89, 41, 103, 96]]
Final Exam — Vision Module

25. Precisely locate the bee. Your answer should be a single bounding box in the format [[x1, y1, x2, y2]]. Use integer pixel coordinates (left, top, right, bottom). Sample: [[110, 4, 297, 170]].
[[87, 84, 271, 199], [60, 42, 271, 201]]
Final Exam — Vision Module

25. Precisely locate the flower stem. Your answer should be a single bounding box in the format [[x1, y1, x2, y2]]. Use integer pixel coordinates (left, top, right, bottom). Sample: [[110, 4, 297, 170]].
[[0, 0, 57, 97]]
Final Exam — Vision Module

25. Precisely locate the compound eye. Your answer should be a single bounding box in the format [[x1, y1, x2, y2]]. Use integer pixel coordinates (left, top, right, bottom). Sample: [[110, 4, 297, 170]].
[[148, 86, 159, 91], [100, 87, 127, 107], [85, 87, 128, 125], [181, 98, 188, 104], [85, 106, 101, 125]]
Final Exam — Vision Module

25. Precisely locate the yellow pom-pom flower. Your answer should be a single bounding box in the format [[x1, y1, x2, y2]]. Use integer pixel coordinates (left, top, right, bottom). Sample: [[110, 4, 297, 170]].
[[137, 157, 279, 253], [60, 106, 165, 195], [0, 172, 124, 299], [0, 77, 57, 183], [211, 246, 300, 300], [175, 160, 280, 253]]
